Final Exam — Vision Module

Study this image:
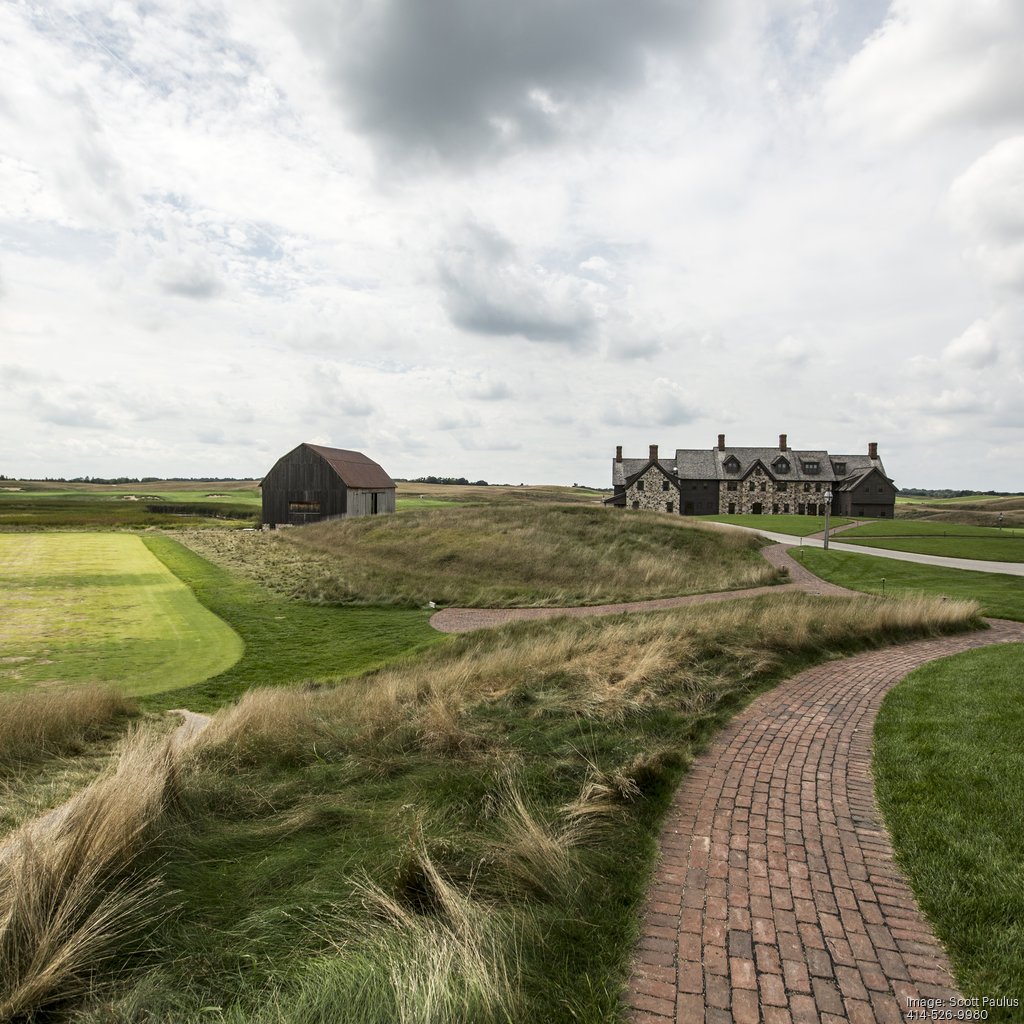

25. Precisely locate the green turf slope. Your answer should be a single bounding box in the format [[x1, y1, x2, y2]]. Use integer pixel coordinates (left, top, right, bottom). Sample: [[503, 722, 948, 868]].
[[0, 533, 243, 695]]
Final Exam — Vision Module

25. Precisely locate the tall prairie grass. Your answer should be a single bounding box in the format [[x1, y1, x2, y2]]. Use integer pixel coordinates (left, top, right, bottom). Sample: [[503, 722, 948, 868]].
[[0, 729, 174, 1020], [0, 688, 136, 772], [180, 504, 779, 607], [1, 591, 982, 1023]]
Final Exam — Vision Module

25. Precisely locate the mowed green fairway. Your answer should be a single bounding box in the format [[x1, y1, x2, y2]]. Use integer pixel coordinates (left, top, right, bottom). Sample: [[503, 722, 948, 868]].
[[0, 533, 243, 695]]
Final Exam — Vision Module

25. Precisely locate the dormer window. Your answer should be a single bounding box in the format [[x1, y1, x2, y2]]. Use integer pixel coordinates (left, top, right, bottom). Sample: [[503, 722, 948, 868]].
[[773, 458, 790, 474], [832, 462, 847, 476], [724, 456, 740, 473], [802, 461, 820, 474]]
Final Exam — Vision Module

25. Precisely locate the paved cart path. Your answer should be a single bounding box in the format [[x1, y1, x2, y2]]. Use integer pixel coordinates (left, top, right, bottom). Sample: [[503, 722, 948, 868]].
[[430, 545, 856, 634], [625, 618, 1024, 1024], [697, 521, 1024, 576]]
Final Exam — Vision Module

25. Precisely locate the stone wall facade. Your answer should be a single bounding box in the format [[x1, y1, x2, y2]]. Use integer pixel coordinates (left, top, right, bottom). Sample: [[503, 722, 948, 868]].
[[625, 465, 679, 513], [718, 464, 830, 516]]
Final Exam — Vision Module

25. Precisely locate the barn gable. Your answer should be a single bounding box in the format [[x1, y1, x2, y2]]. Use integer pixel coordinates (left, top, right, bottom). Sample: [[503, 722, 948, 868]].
[[261, 443, 396, 526]]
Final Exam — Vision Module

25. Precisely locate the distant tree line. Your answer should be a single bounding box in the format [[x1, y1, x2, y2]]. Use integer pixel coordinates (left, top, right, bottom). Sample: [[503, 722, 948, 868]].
[[899, 488, 1020, 498], [399, 476, 489, 486], [3, 476, 259, 484]]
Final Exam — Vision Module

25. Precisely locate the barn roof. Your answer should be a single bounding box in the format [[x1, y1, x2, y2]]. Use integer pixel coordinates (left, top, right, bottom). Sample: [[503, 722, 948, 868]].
[[304, 444, 396, 489]]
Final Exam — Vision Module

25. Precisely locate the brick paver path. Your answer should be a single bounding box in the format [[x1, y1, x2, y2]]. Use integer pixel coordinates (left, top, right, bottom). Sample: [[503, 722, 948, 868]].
[[431, 545, 849, 634], [625, 618, 1024, 1024]]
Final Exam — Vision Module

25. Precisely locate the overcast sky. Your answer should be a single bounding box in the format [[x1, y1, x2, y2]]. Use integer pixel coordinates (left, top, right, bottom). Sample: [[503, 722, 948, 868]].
[[2, 0, 1022, 488]]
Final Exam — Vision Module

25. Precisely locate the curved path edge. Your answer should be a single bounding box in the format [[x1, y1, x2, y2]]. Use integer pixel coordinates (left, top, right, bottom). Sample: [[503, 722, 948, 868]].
[[625, 618, 1024, 1024], [430, 545, 855, 634]]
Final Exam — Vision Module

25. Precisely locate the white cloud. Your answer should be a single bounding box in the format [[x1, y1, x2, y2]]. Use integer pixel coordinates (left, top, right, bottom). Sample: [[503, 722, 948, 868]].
[[0, 0, 1022, 489], [825, 0, 1024, 141]]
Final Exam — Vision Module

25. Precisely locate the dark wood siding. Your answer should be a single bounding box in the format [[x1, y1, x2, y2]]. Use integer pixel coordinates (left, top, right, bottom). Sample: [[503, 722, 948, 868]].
[[679, 479, 720, 515], [261, 446, 348, 525]]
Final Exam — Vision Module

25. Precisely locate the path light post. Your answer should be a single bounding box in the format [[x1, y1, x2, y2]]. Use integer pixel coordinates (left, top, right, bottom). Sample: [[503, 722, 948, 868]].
[[823, 489, 833, 550]]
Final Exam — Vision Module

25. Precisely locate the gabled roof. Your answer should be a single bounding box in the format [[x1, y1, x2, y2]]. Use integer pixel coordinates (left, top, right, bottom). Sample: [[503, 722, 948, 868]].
[[624, 459, 680, 489], [676, 447, 838, 482], [835, 466, 894, 492], [830, 454, 887, 478], [613, 457, 676, 487], [302, 444, 396, 489]]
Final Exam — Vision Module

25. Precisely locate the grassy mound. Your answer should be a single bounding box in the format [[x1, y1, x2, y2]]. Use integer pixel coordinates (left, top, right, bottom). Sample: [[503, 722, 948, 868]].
[[0, 591, 981, 1023], [182, 505, 779, 608]]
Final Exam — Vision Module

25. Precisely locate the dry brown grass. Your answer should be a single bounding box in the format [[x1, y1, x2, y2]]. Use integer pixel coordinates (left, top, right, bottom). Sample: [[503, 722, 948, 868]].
[[0, 729, 175, 1021], [0, 687, 136, 772], [188, 591, 981, 777], [179, 504, 778, 608]]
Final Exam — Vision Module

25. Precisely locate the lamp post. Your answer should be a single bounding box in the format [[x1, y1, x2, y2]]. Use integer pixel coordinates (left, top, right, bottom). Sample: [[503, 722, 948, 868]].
[[823, 489, 833, 550]]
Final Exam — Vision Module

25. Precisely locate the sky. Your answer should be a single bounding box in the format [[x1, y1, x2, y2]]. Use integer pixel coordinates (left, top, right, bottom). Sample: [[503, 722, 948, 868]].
[[1, 0, 1022, 488]]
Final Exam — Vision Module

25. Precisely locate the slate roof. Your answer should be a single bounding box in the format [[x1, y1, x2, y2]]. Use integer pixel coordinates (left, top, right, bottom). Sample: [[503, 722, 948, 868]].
[[614, 444, 890, 489], [612, 457, 676, 487], [304, 444, 396, 489], [676, 447, 838, 482]]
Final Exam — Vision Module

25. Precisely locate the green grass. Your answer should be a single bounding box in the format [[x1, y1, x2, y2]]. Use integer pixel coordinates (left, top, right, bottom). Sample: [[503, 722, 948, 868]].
[[0, 480, 259, 529], [0, 534, 243, 696], [839, 519, 1024, 562], [395, 497, 462, 510], [180, 505, 782, 609], [790, 548, 1024, 621], [701, 514, 853, 536], [136, 536, 443, 711], [874, 644, 1024, 1020]]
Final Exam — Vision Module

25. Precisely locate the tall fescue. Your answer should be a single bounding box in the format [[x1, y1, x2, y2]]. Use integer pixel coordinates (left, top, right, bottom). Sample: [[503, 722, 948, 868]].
[[189, 592, 981, 771], [5, 590, 982, 1022], [0, 729, 174, 1021], [180, 505, 779, 608], [0, 688, 136, 771]]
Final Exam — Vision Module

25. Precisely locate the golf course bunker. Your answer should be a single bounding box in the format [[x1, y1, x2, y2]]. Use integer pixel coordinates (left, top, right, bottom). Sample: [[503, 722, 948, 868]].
[[0, 533, 243, 696]]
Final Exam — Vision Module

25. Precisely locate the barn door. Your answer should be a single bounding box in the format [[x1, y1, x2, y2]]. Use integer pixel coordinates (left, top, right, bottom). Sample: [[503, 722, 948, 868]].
[[371, 492, 379, 514]]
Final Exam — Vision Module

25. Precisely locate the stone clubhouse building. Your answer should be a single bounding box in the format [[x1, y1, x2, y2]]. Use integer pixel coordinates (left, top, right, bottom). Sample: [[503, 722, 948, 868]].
[[608, 434, 896, 519]]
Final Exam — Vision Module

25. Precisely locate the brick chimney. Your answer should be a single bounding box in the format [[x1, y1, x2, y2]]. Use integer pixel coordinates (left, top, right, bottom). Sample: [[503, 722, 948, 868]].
[[615, 445, 622, 463], [868, 441, 878, 459], [779, 433, 787, 451], [649, 443, 659, 462], [717, 433, 726, 451]]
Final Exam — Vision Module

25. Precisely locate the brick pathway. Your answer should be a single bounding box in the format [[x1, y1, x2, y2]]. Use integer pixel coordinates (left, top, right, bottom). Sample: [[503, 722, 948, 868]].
[[431, 545, 847, 634], [625, 618, 1024, 1024]]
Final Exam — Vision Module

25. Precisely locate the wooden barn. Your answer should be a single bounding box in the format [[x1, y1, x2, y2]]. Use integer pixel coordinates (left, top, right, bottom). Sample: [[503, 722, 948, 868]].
[[260, 443, 396, 526]]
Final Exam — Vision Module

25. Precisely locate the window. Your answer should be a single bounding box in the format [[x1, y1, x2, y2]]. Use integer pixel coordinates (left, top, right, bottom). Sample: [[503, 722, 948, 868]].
[[662, 479, 670, 491], [702, 482, 708, 490], [833, 462, 847, 476], [632, 500, 640, 509], [288, 501, 320, 513], [877, 486, 885, 493], [760, 482, 767, 492], [802, 461, 820, 473], [637, 480, 644, 491], [798, 503, 805, 514], [728, 502, 736, 514], [774, 459, 790, 473], [783, 503, 789, 513], [814, 482, 822, 493], [665, 502, 674, 513], [772, 504, 779, 514], [803, 482, 811, 492], [749, 482, 755, 492], [727, 481, 738, 491], [724, 457, 740, 473], [778, 482, 788, 492]]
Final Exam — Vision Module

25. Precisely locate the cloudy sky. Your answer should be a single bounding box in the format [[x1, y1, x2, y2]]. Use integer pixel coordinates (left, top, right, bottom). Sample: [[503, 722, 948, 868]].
[[2, 0, 1022, 487]]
